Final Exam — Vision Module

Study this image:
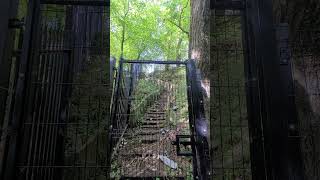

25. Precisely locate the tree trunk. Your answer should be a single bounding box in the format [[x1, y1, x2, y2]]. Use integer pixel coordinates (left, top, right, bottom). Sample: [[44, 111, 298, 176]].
[[189, 0, 210, 124], [189, 1, 211, 159], [189, 0, 210, 81]]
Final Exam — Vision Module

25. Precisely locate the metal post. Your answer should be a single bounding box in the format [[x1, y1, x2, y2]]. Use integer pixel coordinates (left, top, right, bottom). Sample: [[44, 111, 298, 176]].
[[186, 60, 199, 179], [0, 0, 21, 177], [106, 57, 124, 177], [126, 64, 135, 126], [241, 7, 268, 180], [186, 60, 210, 180], [276, 23, 304, 179], [0, 0, 21, 137], [2, 0, 41, 179], [245, 0, 294, 179]]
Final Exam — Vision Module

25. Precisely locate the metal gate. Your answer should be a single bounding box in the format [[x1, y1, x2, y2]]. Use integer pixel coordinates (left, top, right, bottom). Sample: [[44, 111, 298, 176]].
[[211, 0, 320, 179], [0, 0, 110, 180], [1, 0, 319, 180], [108, 59, 210, 179]]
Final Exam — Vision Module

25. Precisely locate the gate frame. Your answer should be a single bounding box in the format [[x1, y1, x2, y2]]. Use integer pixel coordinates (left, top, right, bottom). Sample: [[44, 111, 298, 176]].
[[212, 0, 304, 179], [244, 0, 304, 179], [0, 0, 22, 178], [1, 1, 110, 180], [2, 0, 42, 179], [107, 59, 210, 180]]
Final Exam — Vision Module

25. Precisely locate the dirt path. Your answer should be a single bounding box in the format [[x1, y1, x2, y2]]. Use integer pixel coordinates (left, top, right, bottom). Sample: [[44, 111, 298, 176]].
[[111, 93, 193, 179]]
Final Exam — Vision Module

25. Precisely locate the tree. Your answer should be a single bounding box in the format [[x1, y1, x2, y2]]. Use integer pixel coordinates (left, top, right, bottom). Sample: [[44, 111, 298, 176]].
[[110, 0, 190, 61], [189, 0, 210, 78]]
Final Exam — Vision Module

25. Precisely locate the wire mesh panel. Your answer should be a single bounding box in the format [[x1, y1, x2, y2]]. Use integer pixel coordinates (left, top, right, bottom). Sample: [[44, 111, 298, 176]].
[[210, 10, 252, 179], [110, 63, 194, 179], [291, 29, 320, 179], [10, 2, 110, 180]]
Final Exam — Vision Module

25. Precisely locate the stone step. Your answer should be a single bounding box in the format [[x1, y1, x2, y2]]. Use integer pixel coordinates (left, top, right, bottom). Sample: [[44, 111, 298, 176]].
[[146, 114, 165, 117], [136, 130, 160, 135], [149, 106, 165, 110], [125, 133, 160, 139], [141, 124, 164, 129], [120, 176, 185, 180], [142, 121, 164, 125], [124, 136, 159, 144], [147, 112, 166, 114], [118, 153, 154, 158], [145, 117, 166, 121], [145, 116, 165, 120], [141, 138, 158, 144], [148, 110, 165, 113], [148, 106, 165, 109]]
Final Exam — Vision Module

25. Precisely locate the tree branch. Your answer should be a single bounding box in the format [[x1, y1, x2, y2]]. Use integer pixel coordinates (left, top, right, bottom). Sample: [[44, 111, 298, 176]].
[[120, 0, 130, 57], [180, 0, 189, 20], [166, 19, 189, 36]]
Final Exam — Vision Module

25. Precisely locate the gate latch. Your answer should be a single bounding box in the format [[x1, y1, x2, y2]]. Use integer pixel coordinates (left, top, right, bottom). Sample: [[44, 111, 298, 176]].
[[171, 135, 193, 156]]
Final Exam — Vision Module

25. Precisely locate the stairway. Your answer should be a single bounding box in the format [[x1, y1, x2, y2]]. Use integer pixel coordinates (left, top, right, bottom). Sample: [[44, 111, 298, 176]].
[[111, 92, 192, 179]]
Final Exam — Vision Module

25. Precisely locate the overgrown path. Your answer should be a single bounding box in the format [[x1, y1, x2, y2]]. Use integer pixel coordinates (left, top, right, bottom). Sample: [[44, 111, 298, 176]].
[[112, 92, 193, 179]]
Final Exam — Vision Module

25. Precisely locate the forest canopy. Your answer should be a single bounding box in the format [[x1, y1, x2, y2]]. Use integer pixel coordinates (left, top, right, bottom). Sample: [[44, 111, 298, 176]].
[[110, 0, 190, 61]]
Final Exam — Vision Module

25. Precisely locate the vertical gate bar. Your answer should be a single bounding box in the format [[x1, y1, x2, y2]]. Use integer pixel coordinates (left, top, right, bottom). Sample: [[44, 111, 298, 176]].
[[126, 64, 135, 125], [19, 22, 47, 180], [36, 22, 49, 179], [53, 9, 76, 180], [38, 24, 49, 179], [38, 27, 58, 179], [53, 32, 67, 180], [276, 23, 304, 179], [33, 24, 54, 179], [3, 0, 42, 179], [30, 24, 50, 180], [186, 60, 210, 180], [54, 48, 74, 180], [0, 0, 13, 63], [241, 8, 267, 180], [41, 27, 57, 179], [49, 50, 64, 180], [186, 60, 199, 180], [43, 29, 61, 179], [107, 57, 124, 176], [0, 0, 20, 131], [51, 29, 64, 179], [245, 0, 295, 179], [25, 17, 45, 179], [0, 21, 25, 180], [8, 25, 25, 175], [0, 0, 21, 177]]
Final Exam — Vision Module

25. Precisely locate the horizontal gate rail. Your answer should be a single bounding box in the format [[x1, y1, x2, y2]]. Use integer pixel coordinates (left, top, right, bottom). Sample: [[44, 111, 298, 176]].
[[123, 60, 187, 65], [41, 0, 110, 6]]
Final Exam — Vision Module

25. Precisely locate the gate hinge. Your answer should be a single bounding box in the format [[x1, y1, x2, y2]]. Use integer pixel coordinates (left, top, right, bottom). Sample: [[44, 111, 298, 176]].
[[8, 18, 25, 29]]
